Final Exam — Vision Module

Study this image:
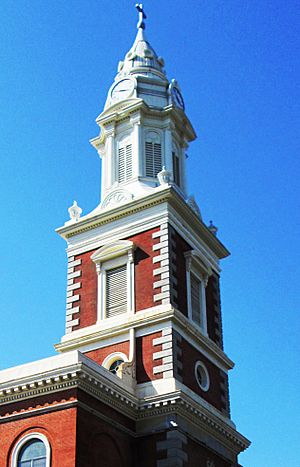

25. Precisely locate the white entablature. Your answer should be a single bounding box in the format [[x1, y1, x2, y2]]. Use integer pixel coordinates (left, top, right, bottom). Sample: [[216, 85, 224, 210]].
[[90, 9, 197, 211]]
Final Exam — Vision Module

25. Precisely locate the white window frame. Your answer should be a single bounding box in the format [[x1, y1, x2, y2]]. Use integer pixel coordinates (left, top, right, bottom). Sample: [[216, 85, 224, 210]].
[[91, 240, 135, 322], [102, 352, 128, 370], [195, 360, 210, 392], [185, 250, 212, 335], [11, 432, 51, 467], [115, 133, 133, 184], [144, 129, 163, 178]]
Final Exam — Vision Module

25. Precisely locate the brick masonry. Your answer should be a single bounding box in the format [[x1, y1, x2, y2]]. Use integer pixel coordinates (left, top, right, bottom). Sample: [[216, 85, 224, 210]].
[[0, 408, 77, 467], [153, 328, 173, 379], [206, 273, 224, 350], [178, 337, 229, 413], [136, 331, 163, 383], [66, 227, 160, 333], [187, 438, 233, 467], [157, 430, 188, 467], [84, 340, 130, 367], [169, 227, 190, 317], [152, 223, 170, 305]]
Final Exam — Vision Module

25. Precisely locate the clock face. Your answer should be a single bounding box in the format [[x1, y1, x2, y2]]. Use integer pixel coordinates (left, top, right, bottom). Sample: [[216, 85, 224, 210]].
[[111, 78, 135, 102], [172, 87, 185, 110]]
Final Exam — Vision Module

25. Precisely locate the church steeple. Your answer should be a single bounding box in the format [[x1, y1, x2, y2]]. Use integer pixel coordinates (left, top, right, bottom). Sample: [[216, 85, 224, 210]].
[[0, 7, 250, 466], [90, 5, 196, 212]]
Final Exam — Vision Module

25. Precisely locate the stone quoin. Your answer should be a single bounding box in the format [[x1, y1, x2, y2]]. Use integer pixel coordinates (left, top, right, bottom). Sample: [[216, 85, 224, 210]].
[[0, 4, 250, 466]]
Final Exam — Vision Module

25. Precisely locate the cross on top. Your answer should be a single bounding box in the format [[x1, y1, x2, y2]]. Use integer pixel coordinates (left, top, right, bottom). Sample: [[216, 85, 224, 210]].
[[135, 3, 147, 29]]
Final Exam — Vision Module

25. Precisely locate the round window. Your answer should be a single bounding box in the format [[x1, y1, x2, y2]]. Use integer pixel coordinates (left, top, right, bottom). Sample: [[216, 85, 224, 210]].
[[109, 359, 124, 375], [195, 361, 210, 392]]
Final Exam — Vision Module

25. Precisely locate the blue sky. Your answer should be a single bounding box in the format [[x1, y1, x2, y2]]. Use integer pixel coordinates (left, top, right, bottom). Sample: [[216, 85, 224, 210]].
[[1, 1, 299, 466]]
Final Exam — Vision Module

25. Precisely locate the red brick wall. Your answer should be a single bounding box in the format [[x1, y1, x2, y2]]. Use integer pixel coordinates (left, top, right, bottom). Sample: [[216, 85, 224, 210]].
[[77, 390, 135, 433], [84, 340, 130, 366], [130, 228, 159, 312], [71, 227, 159, 331], [76, 389, 135, 467], [136, 432, 165, 467], [170, 227, 191, 317], [0, 408, 77, 467], [205, 273, 223, 349], [180, 338, 224, 412], [85, 330, 165, 384], [136, 332, 162, 383], [73, 249, 97, 331], [187, 438, 233, 467]]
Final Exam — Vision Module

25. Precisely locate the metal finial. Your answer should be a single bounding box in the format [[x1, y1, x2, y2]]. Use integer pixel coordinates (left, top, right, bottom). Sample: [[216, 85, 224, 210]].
[[135, 3, 146, 29]]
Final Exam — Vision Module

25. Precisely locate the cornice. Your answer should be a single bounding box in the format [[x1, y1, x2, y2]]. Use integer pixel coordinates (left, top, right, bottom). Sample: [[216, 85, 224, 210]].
[[56, 187, 229, 260], [55, 306, 233, 372], [56, 188, 170, 240], [0, 359, 137, 419], [94, 99, 196, 142], [138, 391, 250, 453], [0, 351, 249, 453], [55, 306, 176, 352]]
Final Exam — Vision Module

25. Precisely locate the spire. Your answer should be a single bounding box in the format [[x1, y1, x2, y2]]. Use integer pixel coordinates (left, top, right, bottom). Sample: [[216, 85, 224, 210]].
[[117, 4, 166, 81]]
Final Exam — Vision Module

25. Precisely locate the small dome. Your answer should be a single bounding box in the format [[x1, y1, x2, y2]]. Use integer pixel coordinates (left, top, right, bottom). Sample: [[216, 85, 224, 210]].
[[117, 22, 167, 82]]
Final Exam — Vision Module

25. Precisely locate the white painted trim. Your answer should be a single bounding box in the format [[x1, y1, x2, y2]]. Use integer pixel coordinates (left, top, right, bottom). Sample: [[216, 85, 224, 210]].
[[92, 241, 135, 322], [11, 432, 51, 467], [66, 318, 79, 327], [67, 282, 81, 291], [153, 334, 172, 346], [67, 270, 81, 279], [60, 195, 223, 277], [153, 363, 173, 374], [153, 349, 172, 360], [195, 360, 210, 392], [152, 229, 168, 239], [66, 294, 80, 304], [67, 259, 82, 268], [185, 251, 209, 335], [102, 352, 128, 369]]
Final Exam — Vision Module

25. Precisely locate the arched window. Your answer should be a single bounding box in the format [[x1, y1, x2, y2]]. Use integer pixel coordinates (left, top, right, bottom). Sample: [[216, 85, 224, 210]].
[[145, 131, 162, 178], [102, 352, 128, 377], [18, 439, 46, 466], [117, 135, 132, 183], [12, 433, 51, 467]]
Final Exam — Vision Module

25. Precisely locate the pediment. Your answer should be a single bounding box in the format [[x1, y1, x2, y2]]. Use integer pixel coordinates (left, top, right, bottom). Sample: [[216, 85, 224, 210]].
[[91, 240, 134, 264]]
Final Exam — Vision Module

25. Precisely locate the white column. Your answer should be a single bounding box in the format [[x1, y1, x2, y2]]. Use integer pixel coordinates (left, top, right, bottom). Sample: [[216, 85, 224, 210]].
[[101, 126, 115, 201], [131, 114, 142, 178], [127, 249, 135, 313], [185, 256, 192, 321], [181, 140, 188, 195], [95, 264, 105, 323], [164, 124, 173, 174]]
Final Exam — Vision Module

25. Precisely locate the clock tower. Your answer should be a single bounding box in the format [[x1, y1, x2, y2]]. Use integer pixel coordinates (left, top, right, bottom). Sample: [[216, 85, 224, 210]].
[[0, 6, 250, 467]]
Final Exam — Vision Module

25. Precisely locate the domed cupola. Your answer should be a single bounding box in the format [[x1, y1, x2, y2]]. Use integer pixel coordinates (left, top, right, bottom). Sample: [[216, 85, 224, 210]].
[[117, 23, 166, 82]]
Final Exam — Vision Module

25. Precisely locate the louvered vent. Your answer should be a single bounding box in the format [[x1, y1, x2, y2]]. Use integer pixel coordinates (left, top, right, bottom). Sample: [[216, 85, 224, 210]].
[[145, 142, 162, 178], [118, 144, 132, 183], [191, 272, 201, 326], [106, 265, 127, 318], [172, 151, 180, 186]]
